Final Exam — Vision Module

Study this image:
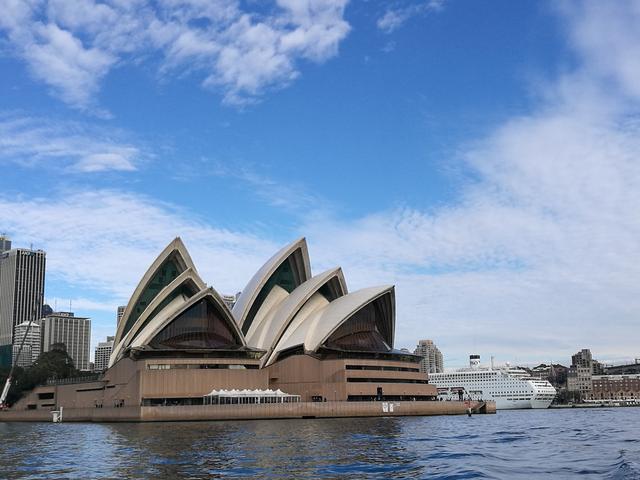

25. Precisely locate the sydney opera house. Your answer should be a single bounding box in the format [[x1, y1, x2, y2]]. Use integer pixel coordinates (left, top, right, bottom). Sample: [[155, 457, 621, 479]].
[[5, 237, 494, 421]]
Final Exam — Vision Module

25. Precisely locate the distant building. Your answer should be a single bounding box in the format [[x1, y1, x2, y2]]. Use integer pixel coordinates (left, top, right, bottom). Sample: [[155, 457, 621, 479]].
[[567, 349, 594, 396], [605, 359, 640, 375], [591, 374, 640, 401], [41, 312, 91, 371], [531, 363, 569, 389], [0, 235, 11, 253], [0, 247, 46, 367], [94, 336, 115, 372], [221, 292, 241, 310], [116, 306, 126, 325], [414, 339, 443, 374], [11, 321, 41, 367]]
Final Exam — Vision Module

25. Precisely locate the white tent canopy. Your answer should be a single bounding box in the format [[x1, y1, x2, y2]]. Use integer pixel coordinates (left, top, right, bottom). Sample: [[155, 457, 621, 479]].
[[203, 388, 300, 405]]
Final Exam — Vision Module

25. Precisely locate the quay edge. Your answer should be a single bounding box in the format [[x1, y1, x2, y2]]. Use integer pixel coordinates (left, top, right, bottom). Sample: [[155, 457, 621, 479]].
[[0, 400, 495, 422]]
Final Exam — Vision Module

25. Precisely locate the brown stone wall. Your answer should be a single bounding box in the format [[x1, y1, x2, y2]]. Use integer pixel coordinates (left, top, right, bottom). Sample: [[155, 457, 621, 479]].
[[0, 400, 495, 422], [591, 377, 640, 400], [267, 355, 437, 401]]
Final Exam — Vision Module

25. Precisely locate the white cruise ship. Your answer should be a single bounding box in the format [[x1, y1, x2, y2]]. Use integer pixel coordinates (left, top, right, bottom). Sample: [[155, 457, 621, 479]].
[[429, 355, 556, 410]]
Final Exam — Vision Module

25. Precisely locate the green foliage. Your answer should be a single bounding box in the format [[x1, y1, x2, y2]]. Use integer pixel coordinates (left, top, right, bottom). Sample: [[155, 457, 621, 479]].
[[0, 344, 79, 406]]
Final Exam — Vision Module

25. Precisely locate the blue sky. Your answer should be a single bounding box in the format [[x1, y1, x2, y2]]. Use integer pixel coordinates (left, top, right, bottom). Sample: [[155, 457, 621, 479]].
[[1, 1, 639, 367]]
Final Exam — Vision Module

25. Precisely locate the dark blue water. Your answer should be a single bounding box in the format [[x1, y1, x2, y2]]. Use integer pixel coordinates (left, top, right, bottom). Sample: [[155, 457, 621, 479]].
[[1, 408, 638, 479]]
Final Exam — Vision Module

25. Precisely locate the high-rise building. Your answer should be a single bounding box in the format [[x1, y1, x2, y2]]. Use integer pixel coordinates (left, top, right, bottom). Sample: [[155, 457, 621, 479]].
[[41, 312, 91, 371], [11, 321, 41, 367], [0, 235, 11, 253], [414, 339, 444, 374], [0, 247, 46, 367], [94, 336, 115, 372], [221, 292, 241, 310], [116, 306, 126, 325], [567, 348, 594, 396]]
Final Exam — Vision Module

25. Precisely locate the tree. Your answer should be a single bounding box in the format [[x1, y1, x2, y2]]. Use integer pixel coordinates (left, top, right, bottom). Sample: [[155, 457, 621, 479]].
[[0, 345, 79, 406]]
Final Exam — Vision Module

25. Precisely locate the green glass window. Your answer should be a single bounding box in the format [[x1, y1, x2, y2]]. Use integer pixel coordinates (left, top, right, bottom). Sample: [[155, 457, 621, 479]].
[[128, 284, 196, 342], [149, 298, 243, 350], [122, 256, 182, 339], [323, 296, 392, 353]]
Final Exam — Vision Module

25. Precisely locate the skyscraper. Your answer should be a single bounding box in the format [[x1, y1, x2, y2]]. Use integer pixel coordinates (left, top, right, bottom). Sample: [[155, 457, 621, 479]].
[[0, 247, 46, 367], [567, 348, 595, 397], [11, 321, 41, 367], [0, 235, 11, 253], [41, 312, 91, 371], [94, 336, 115, 372], [414, 339, 444, 374], [116, 306, 126, 325]]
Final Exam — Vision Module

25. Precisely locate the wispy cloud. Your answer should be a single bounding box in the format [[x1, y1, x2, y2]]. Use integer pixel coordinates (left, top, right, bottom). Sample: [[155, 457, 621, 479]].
[[0, 113, 141, 172], [560, 1, 640, 101], [0, 0, 351, 111], [309, 1, 640, 363], [0, 190, 279, 303], [2, 2, 639, 366], [210, 161, 328, 214], [377, 0, 444, 34]]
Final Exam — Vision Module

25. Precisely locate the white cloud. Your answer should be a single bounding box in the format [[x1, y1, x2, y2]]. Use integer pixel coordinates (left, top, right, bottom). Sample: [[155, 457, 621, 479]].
[[209, 161, 328, 213], [23, 23, 116, 111], [312, 1, 640, 364], [0, 0, 351, 110], [0, 113, 141, 172], [0, 190, 278, 303], [302, 110, 640, 363], [561, 1, 640, 100], [377, 0, 444, 34], [2, 1, 639, 367]]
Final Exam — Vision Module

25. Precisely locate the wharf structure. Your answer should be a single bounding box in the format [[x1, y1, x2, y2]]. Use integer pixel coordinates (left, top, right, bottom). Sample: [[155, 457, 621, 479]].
[[2, 237, 494, 421]]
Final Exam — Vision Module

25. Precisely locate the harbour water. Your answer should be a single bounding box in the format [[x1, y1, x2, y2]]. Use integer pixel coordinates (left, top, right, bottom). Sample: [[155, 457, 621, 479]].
[[1, 408, 638, 479]]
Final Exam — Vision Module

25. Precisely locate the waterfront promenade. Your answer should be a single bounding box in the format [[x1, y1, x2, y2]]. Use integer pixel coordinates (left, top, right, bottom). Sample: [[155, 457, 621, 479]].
[[0, 399, 494, 422]]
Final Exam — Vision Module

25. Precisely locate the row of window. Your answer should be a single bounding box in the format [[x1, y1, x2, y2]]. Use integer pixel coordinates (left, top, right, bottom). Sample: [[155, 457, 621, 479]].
[[345, 365, 420, 372], [147, 363, 259, 370], [347, 377, 428, 384]]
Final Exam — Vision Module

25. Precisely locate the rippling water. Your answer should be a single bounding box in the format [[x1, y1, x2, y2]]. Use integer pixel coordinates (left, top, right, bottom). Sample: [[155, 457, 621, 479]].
[[1, 407, 639, 479]]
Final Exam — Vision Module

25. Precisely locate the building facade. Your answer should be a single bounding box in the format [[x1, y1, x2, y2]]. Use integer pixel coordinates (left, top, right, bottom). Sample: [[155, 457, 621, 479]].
[[11, 321, 41, 367], [605, 360, 640, 375], [0, 235, 11, 253], [567, 349, 595, 397], [116, 306, 126, 325], [0, 248, 46, 367], [221, 293, 240, 310], [591, 374, 640, 401], [414, 339, 443, 374], [41, 312, 91, 371], [530, 363, 568, 389], [94, 336, 115, 372]]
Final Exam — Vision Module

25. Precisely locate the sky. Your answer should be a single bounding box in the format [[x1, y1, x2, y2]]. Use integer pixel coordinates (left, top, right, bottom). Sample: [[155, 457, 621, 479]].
[[1, 0, 639, 368]]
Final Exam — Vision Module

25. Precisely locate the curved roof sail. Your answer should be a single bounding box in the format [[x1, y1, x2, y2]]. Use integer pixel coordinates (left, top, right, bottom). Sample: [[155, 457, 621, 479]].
[[232, 237, 311, 335], [109, 267, 206, 366], [131, 288, 246, 350], [114, 237, 196, 347], [268, 285, 395, 365], [246, 268, 347, 365]]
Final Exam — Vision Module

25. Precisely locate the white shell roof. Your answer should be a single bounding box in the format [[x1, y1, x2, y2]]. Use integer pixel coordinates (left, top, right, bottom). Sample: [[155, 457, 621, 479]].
[[232, 237, 311, 331], [267, 285, 394, 365], [246, 267, 347, 364], [130, 287, 246, 349], [109, 267, 206, 367], [113, 237, 196, 347]]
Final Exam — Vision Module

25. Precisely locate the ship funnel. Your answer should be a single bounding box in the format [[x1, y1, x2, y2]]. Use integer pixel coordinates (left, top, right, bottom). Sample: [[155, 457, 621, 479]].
[[469, 354, 480, 369]]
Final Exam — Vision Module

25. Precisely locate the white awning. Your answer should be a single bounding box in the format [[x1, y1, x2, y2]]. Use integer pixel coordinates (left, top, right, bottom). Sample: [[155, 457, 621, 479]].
[[204, 388, 299, 398]]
